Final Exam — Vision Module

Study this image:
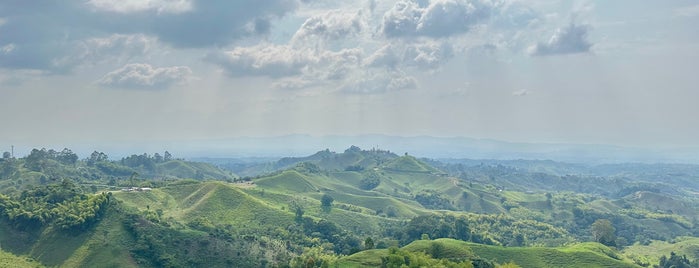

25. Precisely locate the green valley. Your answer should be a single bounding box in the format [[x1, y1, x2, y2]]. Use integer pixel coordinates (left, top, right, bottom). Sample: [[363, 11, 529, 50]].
[[1, 146, 698, 267]]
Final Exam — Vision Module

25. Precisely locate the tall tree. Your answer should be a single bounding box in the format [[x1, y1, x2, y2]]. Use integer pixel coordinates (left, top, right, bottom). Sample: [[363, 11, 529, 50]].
[[591, 219, 616, 246], [87, 151, 108, 166], [321, 194, 334, 208], [364, 237, 374, 250], [57, 148, 78, 165]]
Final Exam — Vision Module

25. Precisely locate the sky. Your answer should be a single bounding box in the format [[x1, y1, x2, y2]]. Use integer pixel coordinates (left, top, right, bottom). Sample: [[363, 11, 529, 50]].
[[1, 0, 699, 155]]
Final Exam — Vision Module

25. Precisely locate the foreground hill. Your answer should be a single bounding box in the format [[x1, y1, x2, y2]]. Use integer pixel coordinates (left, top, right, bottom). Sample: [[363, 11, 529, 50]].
[[338, 238, 639, 268], [623, 236, 699, 266], [0, 250, 42, 268]]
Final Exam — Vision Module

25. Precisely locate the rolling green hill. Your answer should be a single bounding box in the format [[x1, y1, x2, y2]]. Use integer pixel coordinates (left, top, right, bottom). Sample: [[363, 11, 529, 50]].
[[623, 236, 699, 266], [2, 146, 699, 267], [0, 250, 42, 268], [339, 238, 640, 268]]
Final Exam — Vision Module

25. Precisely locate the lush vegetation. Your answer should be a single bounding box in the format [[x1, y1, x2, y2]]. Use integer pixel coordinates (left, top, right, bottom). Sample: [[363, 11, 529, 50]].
[[1, 146, 699, 267]]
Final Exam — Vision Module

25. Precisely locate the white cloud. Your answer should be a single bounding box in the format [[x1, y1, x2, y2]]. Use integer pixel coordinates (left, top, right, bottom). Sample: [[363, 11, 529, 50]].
[[84, 34, 153, 58], [98, 63, 192, 89], [207, 44, 313, 78], [0, 0, 301, 73], [71, 34, 156, 67], [39, 34, 157, 73], [291, 9, 366, 45], [1, 43, 15, 54], [381, 0, 495, 38], [381, 0, 423, 37], [365, 41, 453, 70], [365, 44, 401, 68], [404, 41, 453, 68], [87, 0, 193, 14], [530, 22, 592, 56], [207, 44, 362, 80]]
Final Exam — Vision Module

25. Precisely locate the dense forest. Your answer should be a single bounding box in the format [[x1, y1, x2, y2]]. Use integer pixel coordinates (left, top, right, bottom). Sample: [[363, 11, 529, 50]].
[[1, 147, 698, 267]]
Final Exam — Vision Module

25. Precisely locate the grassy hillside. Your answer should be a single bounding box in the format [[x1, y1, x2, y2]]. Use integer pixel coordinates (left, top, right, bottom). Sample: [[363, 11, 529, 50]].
[[156, 160, 235, 180], [467, 241, 638, 268], [255, 170, 318, 193], [113, 181, 296, 231], [384, 155, 441, 173], [623, 237, 699, 266], [0, 250, 42, 268], [339, 238, 640, 268], [3, 147, 699, 267], [0, 203, 139, 268]]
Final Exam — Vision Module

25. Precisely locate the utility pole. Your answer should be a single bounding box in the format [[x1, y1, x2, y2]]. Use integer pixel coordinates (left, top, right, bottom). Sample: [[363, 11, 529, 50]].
[[11, 145, 13, 158]]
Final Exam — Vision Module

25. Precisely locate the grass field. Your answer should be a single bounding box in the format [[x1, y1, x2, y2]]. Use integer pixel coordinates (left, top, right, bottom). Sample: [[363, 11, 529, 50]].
[[623, 236, 699, 266], [0, 250, 42, 268], [338, 238, 641, 268]]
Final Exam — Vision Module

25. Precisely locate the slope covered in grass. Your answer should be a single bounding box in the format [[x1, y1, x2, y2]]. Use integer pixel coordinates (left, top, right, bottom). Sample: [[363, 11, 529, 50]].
[[0, 250, 42, 268], [339, 238, 640, 268], [114, 181, 296, 231], [255, 170, 318, 193], [384, 156, 440, 173], [181, 182, 295, 228], [469, 241, 638, 268], [623, 237, 699, 266], [0, 202, 139, 268]]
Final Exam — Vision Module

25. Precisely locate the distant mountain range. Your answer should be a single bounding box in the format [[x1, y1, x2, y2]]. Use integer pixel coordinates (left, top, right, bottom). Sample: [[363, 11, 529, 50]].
[[30, 134, 699, 164]]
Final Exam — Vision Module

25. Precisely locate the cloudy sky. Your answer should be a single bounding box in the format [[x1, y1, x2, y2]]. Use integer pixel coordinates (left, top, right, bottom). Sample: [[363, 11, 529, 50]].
[[1, 0, 699, 153]]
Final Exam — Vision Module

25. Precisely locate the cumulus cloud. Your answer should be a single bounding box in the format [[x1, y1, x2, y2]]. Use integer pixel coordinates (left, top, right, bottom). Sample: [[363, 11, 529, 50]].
[[0, 0, 300, 73], [207, 44, 361, 80], [381, 0, 495, 38], [381, 1, 423, 37], [365, 41, 453, 69], [48, 34, 157, 70], [82, 34, 153, 61], [87, 0, 193, 14], [365, 44, 401, 68], [132, 0, 299, 48], [98, 63, 192, 89], [207, 45, 313, 78], [291, 9, 366, 45], [404, 41, 453, 68], [530, 22, 592, 56]]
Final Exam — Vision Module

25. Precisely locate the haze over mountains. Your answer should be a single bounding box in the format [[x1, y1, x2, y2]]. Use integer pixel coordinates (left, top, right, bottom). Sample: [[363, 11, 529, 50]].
[[28, 134, 698, 164]]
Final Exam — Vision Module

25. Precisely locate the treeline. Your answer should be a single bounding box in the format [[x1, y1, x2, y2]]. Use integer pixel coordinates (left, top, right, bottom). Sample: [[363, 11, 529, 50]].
[[0, 179, 109, 231], [24, 148, 79, 171], [391, 214, 569, 247], [0, 147, 235, 195]]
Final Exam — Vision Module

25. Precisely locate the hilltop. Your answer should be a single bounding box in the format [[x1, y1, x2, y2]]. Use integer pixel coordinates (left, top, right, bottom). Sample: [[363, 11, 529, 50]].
[[0, 148, 236, 196]]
